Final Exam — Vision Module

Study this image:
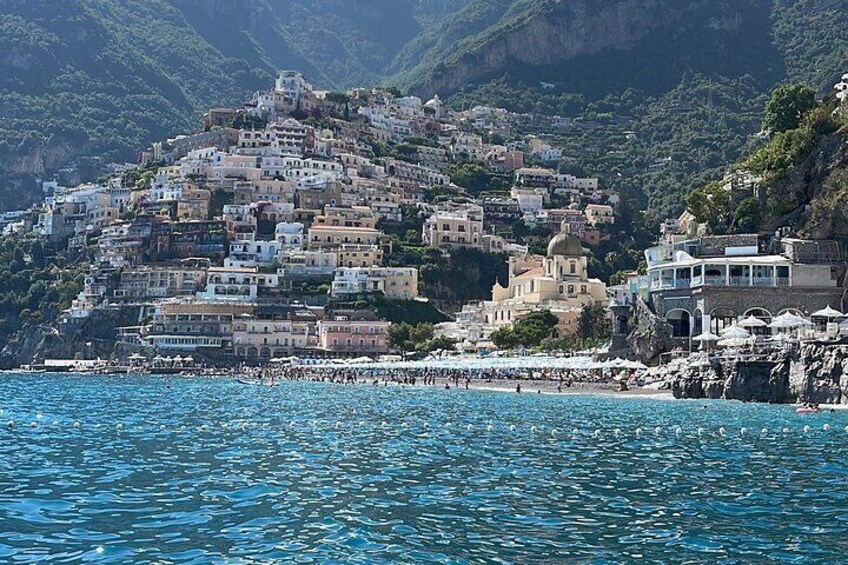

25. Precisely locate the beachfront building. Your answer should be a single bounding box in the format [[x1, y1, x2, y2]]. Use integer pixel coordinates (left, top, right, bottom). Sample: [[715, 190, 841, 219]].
[[232, 317, 312, 358], [318, 319, 391, 355], [145, 300, 253, 351], [330, 267, 418, 299], [646, 234, 845, 338], [485, 232, 607, 335]]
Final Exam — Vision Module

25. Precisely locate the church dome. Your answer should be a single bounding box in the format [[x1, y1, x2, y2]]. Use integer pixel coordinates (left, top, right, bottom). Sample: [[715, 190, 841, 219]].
[[547, 232, 583, 257]]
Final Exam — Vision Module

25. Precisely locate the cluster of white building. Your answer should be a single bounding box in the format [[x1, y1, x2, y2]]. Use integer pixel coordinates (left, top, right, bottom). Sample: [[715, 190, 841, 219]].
[[18, 70, 624, 360]]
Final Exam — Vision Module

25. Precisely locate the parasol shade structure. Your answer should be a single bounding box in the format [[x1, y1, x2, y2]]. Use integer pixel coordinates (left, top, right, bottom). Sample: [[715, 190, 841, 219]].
[[738, 315, 768, 328], [692, 331, 721, 342], [811, 306, 844, 319], [719, 324, 751, 339]]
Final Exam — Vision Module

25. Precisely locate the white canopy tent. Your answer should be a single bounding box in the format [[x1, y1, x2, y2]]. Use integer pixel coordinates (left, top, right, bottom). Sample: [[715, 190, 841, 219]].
[[298, 355, 596, 373], [718, 336, 753, 348]]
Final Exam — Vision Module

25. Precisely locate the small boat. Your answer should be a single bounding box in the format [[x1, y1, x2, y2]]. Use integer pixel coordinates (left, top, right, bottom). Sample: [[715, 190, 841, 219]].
[[795, 407, 821, 414], [237, 378, 275, 387]]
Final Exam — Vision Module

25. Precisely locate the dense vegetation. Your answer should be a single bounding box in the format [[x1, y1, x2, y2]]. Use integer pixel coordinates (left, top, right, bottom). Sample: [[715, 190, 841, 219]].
[[387, 321, 456, 354], [4, 0, 848, 223], [0, 0, 471, 208], [490, 310, 559, 350], [490, 306, 612, 351], [0, 235, 87, 342], [686, 83, 848, 239]]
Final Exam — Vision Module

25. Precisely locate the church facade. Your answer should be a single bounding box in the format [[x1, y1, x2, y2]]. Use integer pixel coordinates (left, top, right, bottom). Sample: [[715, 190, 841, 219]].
[[485, 232, 608, 336]]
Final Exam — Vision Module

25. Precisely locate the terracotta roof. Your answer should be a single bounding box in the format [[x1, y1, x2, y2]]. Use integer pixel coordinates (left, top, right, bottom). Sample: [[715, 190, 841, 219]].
[[514, 267, 544, 280]]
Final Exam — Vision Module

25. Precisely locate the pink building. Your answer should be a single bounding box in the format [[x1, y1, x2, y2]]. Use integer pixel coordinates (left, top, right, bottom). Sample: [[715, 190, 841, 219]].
[[318, 319, 391, 354]]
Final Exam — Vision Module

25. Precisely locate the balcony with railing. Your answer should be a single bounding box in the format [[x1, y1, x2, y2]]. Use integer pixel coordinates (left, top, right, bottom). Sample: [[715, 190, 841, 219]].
[[651, 274, 793, 291]]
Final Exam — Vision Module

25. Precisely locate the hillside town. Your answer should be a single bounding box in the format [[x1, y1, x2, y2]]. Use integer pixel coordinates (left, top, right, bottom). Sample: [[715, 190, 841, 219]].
[[2, 70, 846, 371]]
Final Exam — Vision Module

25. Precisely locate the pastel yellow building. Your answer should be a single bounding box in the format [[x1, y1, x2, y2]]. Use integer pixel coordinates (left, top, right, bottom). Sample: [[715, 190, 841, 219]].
[[584, 204, 615, 226], [487, 233, 607, 335], [337, 244, 384, 268], [422, 209, 483, 249], [307, 225, 382, 249]]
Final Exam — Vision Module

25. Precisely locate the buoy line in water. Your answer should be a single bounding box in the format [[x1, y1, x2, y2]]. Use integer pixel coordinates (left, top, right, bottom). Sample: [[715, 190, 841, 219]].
[[4, 417, 847, 440]]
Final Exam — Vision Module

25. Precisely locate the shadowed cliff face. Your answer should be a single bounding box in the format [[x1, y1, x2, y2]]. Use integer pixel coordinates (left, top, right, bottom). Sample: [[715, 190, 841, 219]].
[[410, 0, 781, 97], [417, 0, 682, 94]]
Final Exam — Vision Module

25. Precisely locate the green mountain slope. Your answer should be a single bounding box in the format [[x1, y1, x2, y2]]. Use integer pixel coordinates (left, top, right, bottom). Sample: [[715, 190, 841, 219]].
[[401, 0, 848, 218], [0, 0, 270, 187], [0, 0, 470, 209], [2, 0, 848, 219]]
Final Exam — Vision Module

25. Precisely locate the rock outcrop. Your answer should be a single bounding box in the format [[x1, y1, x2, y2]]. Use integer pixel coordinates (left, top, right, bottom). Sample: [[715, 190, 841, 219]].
[[416, 0, 686, 95], [788, 343, 848, 404], [0, 308, 140, 369], [626, 298, 674, 361], [669, 343, 848, 404], [669, 355, 793, 403]]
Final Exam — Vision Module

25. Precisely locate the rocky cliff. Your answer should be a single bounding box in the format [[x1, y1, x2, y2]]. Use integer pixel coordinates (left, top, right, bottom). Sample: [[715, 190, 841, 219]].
[[413, 0, 685, 95], [0, 309, 140, 369], [404, 0, 786, 98], [670, 342, 848, 404], [669, 355, 793, 403]]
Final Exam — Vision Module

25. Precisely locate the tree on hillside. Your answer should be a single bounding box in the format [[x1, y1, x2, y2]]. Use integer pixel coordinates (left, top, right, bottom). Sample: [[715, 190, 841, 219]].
[[763, 84, 817, 134], [491, 310, 558, 349], [388, 322, 434, 352], [685, 181, 731, 228], [448, 163, 508, 193], [577, 303, 611, 342]]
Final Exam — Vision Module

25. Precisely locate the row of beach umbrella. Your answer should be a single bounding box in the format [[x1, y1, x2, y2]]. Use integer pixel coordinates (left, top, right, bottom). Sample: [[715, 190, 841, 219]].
[[693, 306, 846, 348]]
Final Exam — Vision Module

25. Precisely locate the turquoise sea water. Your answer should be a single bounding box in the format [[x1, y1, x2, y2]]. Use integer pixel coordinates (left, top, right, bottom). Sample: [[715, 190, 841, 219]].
[[2, 374, 848, 564]]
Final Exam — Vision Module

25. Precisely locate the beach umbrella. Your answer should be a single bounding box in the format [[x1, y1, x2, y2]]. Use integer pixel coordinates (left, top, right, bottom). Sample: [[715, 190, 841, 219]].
[[811, 306, 845, 319], [769, 312, 810, 329], [692, 331, 720, 342], [717, 336, 750, 348], [693, 330, 720, 351], [720, 324, 750, 339], [738, 315, 767, 328]]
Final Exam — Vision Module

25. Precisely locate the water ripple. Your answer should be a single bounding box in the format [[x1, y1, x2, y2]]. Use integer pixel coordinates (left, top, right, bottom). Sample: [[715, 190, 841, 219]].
[[1, 374, 847, 563]]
